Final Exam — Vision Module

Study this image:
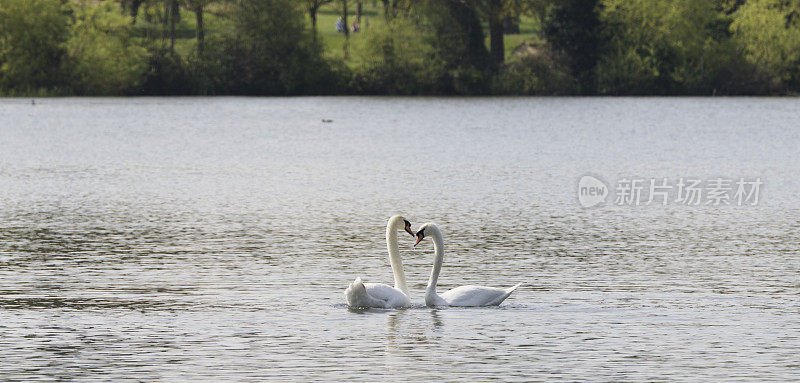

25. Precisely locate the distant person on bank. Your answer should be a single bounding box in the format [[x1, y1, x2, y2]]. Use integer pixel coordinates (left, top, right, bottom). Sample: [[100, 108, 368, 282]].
[[335, 17, 345, 33]]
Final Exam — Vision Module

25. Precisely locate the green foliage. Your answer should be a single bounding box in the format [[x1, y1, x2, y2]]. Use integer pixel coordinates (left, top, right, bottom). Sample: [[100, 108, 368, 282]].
[[350, 16, 447, 94], [0, 0, 69, 91], [543, 0, 601, 94], [142, 48, 195, 95], [424, 0, 492, 72], [210, 0, 338, 94], [1, 0, 799, 95], [597, 0, 737, 94], [731, 0, 800, 89], [451, 67, 493, 94], [64, 1, 148, 95], [495, 53, 578, 95]]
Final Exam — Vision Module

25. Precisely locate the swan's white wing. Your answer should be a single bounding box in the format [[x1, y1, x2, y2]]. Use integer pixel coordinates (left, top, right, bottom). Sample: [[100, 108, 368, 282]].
[[440, 284, 520, 307], [363, 283, 410, 308], [344, 278, 410, 308]]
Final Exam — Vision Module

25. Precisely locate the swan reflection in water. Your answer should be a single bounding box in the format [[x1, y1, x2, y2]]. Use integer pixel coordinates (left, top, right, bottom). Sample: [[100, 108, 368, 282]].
[[385, 308, 446, 354]]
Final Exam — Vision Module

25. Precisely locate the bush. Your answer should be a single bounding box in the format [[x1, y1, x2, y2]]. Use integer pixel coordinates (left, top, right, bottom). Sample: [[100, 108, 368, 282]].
[[495, 53, 579, 95], [63, 0, 147, 95], [142, 48, 195, 95]]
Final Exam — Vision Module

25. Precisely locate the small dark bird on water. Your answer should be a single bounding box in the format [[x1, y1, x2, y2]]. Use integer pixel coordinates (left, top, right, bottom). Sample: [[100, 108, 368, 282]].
[[322, 119, 333, 123]]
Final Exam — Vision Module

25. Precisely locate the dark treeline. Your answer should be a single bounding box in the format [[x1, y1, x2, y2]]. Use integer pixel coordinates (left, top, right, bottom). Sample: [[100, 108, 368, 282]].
[[1, 0, 799, 96]]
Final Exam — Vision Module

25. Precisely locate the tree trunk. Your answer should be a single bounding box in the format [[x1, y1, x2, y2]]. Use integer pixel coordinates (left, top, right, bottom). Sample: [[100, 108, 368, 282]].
[[356, 1, 362, 20], [195, 3, 204, 54], [163, 0, 169, 46], [169, 0, 177, 52], [310, 6, 318, 32], [381, 0, 389, 20], [122, 0, 141, 18], [309, 4, 320, 44], [489, 0, 505, 66], [342, 0, 349, 59]]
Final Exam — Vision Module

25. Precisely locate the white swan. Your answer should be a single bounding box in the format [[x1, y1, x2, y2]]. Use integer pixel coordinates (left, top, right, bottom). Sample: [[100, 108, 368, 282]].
[[414, 222, 521, 307], [344, 215, 415, 308]]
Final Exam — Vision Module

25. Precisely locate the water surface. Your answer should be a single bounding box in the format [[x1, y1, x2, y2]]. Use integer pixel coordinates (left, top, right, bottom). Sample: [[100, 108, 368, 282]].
[[1, 97, 798, 381]]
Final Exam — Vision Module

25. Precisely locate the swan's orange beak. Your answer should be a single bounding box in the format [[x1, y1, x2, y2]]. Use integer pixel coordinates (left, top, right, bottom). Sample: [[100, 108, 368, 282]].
[[414, 232, 425, 247], [403, 220, 415, 237]]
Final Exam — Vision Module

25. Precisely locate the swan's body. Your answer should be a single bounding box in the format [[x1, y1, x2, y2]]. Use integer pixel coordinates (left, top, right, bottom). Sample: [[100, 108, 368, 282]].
[[416, 223, 521, 307], [428, 284, 521, 307], [345, 277, 410, 308], [344, 216, 413, 308]]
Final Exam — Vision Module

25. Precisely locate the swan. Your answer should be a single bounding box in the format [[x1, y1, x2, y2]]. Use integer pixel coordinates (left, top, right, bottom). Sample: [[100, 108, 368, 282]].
[[344, 215, 415, 308], [414, 222, 521, 307]]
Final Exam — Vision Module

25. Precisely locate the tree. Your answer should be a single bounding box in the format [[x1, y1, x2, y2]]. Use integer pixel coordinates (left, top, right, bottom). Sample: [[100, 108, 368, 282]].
[[381, 0, 401, 20], [167, 0, 179, 51], [338, 0, 350, 58], [65, 1, 147, 95], [731, 0, 800, 89], [472, 0, 526, 67], [488, 0, 504, 66], [543, 0, 600, 94], [120, 0, 146, 18], [351, 15, 446, 93], [597, 0, 737, 94], [212, 0, 333, 94], [424, 0, 492, 72], [186, 0, 213, 54], [0, 0, 69, 91], [471, 0, 507, 67]]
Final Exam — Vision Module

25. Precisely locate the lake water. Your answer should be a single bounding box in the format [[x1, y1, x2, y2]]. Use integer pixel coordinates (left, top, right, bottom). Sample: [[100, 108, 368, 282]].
[[0, 97, 798, 381]]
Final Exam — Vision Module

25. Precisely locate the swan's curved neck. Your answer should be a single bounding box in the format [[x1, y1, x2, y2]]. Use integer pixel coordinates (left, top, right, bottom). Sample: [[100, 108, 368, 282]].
[[386, 219, 409, 296], [426, 226, 445, 297]]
